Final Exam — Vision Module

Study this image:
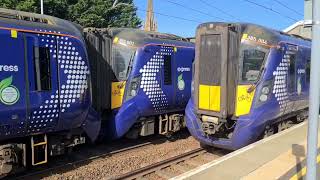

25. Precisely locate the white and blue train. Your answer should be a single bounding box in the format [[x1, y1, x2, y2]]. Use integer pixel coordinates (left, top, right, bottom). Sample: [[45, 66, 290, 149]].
[[0, 8, 194, 176], [186, 22, 310, 150]]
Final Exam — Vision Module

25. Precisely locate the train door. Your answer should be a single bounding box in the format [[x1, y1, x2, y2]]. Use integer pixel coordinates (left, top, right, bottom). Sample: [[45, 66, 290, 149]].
[[25, 32, 60, 133], [0, 29, 27, 138], [173, 48, 192, 109], [283, 43, 299, 114], [295, 46, 309, 109], [161, 46, 175, 110]]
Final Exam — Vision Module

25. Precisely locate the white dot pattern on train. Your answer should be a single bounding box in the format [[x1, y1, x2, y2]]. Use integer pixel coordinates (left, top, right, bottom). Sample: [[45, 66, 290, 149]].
[[139, 46, 173, 112], [272, 51, 291, 111], [27, 29, 89, 133]]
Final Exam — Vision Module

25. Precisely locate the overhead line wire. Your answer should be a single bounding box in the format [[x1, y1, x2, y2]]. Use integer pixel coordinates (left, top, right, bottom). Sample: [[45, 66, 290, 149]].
[[161, 0, 226, 21], [242, 0, 298, 22], [138, 8, 202, 23], [272, 0, 304, 16], [199, 0, 242, 21]]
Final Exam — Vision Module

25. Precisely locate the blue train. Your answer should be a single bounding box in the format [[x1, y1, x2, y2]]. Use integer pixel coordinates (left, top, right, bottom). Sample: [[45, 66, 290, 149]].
[[0, 8, 194, 175], [84, 28, 194, 139], [0, 8, 101, 175], [185, 22, 310, 150]]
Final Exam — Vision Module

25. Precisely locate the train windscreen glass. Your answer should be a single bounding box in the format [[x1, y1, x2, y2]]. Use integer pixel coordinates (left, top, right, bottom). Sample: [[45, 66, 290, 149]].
[[112, 44, 136, 81], [239, 44, 267, 83]]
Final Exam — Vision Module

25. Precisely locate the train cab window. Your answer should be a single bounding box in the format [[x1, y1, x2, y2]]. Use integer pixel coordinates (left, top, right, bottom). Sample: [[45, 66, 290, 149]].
[[239, 45, 267, 83], [34, 47, 52, 91], [164, 55, 172, 85], [288, 54, 296, 92], [112, 44, 136, 81]]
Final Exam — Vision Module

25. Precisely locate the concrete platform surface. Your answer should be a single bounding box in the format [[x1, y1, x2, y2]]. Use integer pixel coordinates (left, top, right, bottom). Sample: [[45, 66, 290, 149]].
[[170, 122, 318, 180]]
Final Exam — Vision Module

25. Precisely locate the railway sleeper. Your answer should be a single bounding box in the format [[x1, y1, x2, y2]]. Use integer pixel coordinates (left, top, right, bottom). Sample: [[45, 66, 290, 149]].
[[155, 169, 176, 179], [173, 163, 191, 173]]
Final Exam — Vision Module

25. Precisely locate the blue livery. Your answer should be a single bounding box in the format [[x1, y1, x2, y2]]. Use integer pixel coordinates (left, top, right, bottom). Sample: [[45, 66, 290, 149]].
[[0, 8, 100, 175], [85, 29, 195, 139], [186, 22, 310, 150]]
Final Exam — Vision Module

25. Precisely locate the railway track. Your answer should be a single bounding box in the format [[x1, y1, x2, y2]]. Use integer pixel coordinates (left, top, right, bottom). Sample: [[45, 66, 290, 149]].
[[11, 135, 170, 180], [113, 148, 227, 180], [9, 131, 227, 180]]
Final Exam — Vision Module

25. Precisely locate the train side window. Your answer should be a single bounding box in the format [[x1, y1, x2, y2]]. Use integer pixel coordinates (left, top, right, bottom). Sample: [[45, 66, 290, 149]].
[[288, 54, 296, 92], [306, 58, 311, 82], [164, 55, 172, 85], [34, 46, 52, 91]]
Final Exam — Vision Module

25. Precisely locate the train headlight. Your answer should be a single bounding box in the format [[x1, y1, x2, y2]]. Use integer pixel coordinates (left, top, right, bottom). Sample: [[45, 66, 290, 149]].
[[262, 87, 270, 95], [131, 90, 137, 97], [260, 86, 270, 102], [126, 76, 141, 101], [259, 86, 270, 102], [130, 82, 138, 97], [255, 80, 273, 107], [259, 94, 268, 102], [131, 82, 138, 90]]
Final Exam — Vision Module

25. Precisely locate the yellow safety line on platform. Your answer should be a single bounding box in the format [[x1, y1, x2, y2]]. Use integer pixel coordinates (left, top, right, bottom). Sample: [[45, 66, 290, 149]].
[[290, 155, 320, 180]]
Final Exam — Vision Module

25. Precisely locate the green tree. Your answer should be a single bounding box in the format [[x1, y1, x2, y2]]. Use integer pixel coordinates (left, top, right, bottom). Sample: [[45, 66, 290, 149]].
[[68, 0, 141, 28], [0, 0, 141, 28], [0, 0, 38, 12]]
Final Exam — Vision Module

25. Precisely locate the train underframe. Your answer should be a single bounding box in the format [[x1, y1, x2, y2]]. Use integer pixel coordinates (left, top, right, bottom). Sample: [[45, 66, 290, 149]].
[[0, 129, 86, 177], [125, 113, 186, 139], [199, 109, 309, 142]]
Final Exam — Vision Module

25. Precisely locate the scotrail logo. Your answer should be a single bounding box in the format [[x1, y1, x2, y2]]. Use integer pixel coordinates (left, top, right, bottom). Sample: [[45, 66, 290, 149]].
[[177, 67, 191, 73]]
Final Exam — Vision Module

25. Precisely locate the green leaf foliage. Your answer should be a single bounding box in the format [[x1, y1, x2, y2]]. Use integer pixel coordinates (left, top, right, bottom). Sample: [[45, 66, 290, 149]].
[[0, 76, 13, 91], [0, 0, 142, 28]]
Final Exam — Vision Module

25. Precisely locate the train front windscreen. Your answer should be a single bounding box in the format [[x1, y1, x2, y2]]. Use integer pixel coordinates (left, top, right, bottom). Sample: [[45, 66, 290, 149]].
[[110, 43, 137, 109], [239, 43, 268, 84], [112, 44, 136, 81]]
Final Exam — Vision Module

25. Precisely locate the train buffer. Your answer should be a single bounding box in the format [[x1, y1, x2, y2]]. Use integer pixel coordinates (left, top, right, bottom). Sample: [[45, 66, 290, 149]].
[[171, 121, 320, 180]]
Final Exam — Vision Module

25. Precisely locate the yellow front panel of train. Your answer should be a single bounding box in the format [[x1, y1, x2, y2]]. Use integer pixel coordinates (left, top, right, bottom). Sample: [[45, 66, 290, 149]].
[[209, 86, 220, 111], [235, 85, 255, 116], [111, 81, 126, 109], [199, 84, 220, 112]]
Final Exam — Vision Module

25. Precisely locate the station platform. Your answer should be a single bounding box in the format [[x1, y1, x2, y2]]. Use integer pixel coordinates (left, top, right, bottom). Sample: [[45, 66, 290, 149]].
[[171, 122, 319, 180]]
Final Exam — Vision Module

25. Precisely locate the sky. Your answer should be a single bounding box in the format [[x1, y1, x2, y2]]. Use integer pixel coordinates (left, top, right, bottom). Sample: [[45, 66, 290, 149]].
[[133, 0, 305, 37]]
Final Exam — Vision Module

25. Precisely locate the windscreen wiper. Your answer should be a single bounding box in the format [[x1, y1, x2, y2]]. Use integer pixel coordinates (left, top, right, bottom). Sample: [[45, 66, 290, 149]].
[[125, 53, 135, 79]]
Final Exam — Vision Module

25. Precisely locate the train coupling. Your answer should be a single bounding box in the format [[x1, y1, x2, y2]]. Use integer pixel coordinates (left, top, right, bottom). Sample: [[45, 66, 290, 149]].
[[201, 115, 224, 136]]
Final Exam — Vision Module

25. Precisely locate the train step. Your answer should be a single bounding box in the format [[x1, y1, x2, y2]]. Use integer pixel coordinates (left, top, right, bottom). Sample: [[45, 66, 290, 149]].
[[31, 134, 48, 166]]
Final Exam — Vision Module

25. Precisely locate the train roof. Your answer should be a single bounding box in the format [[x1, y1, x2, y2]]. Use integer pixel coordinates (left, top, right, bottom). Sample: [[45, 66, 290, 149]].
[[0, 8, 83, 39], [197, 22, 311, 47], [84, 27, 194, 48]]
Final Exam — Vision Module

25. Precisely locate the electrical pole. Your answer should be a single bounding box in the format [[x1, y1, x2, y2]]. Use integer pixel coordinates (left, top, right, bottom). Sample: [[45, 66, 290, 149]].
[[306, 0, 320, 179], [40, 0, 44, 14]]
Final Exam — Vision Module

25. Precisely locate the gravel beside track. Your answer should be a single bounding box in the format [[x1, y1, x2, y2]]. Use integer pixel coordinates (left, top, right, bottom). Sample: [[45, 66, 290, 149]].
[[115, 147, 227, 180], [10, 131, 212, 180], [45, 132, 200, 180]]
